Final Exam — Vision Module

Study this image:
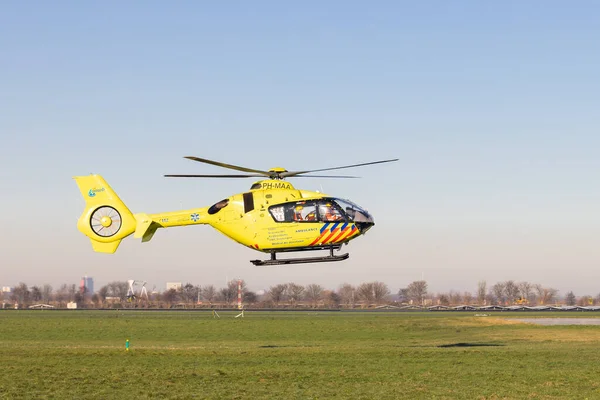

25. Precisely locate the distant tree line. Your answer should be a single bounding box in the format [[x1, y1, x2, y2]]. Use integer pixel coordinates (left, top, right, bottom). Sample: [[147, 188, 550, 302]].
[[1, 279, 593, 310], [454, 280, 563, 307]]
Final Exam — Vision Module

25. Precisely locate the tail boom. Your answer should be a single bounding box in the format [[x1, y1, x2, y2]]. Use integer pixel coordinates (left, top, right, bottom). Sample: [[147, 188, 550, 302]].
[[133, 209, 209, 241]]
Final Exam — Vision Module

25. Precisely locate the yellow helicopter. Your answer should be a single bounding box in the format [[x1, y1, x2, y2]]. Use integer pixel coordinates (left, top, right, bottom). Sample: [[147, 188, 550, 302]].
[[73, 156, 397, 266]]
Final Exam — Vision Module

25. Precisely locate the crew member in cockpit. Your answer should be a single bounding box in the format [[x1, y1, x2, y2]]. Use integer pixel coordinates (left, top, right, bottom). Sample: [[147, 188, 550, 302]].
[[293, 205, 304, 221], [320, 203, 343, 222]]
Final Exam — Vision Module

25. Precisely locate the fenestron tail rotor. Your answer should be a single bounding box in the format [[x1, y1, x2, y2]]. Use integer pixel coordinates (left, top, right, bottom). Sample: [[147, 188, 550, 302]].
[[90, 206, 122, 237], [165, 157, 398, 180]]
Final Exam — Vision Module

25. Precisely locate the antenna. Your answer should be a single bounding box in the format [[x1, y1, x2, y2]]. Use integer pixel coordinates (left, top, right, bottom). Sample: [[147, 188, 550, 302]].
[[237, 279, 243, 310], [234, 278, 244, 318]]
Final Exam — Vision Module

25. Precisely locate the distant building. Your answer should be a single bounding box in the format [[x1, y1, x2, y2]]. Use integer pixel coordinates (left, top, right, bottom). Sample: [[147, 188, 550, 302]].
[[1, 287, 12, 293], [166, 282, 182, 291], [80, 276, 94, 295]]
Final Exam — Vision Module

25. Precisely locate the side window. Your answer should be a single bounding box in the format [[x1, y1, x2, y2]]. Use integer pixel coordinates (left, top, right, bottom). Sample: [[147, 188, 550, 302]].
[[292, 202, 317, 222], [318, 201, 344, 222], [269, 206, 285, 222], [269, 201, 318, 222]]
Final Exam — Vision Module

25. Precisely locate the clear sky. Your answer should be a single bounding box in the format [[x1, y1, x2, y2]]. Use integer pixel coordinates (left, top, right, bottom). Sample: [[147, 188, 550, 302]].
[[1, 1, 599, 297]]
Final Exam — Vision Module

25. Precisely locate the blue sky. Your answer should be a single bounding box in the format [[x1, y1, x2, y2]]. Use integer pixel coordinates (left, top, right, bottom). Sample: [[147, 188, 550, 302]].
[[1, 1, 599, 296]]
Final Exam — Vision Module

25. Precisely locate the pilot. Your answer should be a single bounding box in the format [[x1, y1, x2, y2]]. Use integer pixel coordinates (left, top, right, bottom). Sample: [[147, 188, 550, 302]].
[[321, 203, 342, 222]]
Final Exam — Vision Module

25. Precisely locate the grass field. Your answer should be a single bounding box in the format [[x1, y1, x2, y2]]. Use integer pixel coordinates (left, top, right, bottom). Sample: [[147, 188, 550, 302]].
[[2, 310, 600, 399]]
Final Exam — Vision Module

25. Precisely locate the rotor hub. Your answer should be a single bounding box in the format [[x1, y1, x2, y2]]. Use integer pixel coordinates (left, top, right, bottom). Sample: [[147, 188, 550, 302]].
[[267, 167, 288, 180], [100, 216, 112, 227]]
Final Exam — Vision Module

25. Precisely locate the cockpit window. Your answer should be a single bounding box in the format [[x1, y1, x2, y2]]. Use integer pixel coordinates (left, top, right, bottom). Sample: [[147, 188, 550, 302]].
[[269, 201, 318, 223], [292, 202, 318, 222], [317, 200, 344, 222]]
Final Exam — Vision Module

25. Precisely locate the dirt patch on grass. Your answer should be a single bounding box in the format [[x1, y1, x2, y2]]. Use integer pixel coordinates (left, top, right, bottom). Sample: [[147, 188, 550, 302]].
[[437, 342, 505, 348]]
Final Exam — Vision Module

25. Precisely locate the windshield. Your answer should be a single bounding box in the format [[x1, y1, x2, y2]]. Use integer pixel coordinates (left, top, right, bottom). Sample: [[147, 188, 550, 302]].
[[333, 198, 373, 223]]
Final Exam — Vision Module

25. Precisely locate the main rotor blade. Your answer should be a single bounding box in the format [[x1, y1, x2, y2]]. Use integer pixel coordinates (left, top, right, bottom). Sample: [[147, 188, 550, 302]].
[[184, 156, 270, 176], [291, 175, 360, 178], [281, 158, 398, 178], [164, 174, 266, 178]]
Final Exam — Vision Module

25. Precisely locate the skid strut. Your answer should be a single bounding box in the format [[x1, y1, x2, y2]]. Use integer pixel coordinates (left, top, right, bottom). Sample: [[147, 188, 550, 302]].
[[250, 246, 349, 266]]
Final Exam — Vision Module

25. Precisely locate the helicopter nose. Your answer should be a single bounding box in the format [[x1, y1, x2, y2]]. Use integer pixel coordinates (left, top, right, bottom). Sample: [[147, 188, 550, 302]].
[[356, 221, 374, 234], [350, 208, 374, 234]]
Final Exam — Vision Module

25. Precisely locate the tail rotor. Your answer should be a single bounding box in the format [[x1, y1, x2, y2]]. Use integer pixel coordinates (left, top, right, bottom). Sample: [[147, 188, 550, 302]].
[[73, 174, 136, 253], [90, 206, 122, 237]]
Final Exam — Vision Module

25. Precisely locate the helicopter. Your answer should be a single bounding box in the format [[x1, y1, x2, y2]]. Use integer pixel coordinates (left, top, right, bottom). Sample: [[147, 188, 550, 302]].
[[73, 156, 398, 266]]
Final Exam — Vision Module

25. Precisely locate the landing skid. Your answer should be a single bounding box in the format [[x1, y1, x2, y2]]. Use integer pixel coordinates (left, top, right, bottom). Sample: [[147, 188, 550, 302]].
[[250, 246, 349, 266]]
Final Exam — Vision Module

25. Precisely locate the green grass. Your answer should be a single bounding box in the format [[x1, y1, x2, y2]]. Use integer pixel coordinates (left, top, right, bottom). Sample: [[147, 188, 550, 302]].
[[2, 311, 600, 399]]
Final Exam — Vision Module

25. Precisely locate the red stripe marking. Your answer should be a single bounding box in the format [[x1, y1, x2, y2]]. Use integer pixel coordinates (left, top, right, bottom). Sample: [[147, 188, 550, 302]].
[[321, 228, 340, 245], [309, 229, 329, 246], [330, 226, 349, 243], [333, 226, 357, 243], [333, 231, 351, 243]]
